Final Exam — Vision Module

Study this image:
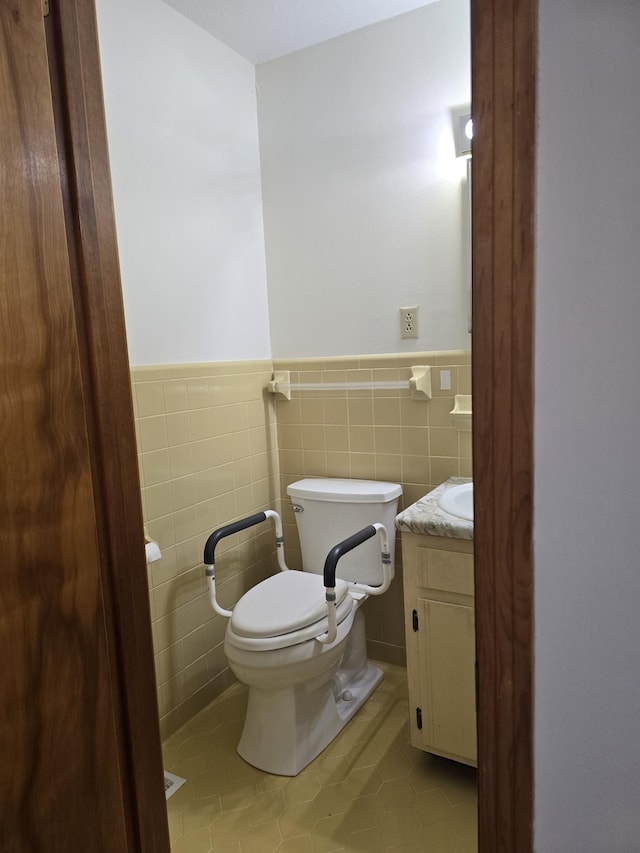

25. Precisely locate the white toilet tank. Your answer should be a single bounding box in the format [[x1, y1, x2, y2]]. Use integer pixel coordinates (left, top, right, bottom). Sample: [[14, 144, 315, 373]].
[[287, 478, 402, 586]]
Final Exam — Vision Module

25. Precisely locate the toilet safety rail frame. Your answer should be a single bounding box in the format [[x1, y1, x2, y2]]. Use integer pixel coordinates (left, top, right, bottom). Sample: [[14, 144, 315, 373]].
[[203, 510, 288, 618], [321, 523, 391, 644], [203, 511, 391, 644]]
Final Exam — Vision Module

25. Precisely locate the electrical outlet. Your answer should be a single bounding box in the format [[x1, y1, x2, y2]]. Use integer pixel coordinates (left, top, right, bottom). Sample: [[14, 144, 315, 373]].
[[400, 306, 419, 339]]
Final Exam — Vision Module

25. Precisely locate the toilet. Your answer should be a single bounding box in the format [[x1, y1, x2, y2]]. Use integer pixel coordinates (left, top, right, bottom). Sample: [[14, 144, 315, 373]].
[[205, 477, 402, 776]]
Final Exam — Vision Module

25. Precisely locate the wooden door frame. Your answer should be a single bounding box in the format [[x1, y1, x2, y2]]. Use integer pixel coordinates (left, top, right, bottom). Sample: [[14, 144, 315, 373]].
[[45, 1, 170, 849], [46, 0, 537, 850], [471, 0, 536, 850]]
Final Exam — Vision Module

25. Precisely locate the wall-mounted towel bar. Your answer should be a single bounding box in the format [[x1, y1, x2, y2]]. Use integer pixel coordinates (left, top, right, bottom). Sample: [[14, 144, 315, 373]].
[[267, 365, 432, 401]]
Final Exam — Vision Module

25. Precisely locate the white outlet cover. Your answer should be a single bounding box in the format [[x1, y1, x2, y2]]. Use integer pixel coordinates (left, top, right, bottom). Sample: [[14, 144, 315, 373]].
[[400, 306, 419, 340]]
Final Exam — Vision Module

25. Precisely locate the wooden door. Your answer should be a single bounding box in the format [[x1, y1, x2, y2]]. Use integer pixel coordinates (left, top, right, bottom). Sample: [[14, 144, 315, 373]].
[[0, 2, 169, 850], [471, 0, 536, 849]]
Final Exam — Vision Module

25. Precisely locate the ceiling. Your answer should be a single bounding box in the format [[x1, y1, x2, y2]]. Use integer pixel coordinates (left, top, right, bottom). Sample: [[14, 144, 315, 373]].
[[160, 0, 439, 65]]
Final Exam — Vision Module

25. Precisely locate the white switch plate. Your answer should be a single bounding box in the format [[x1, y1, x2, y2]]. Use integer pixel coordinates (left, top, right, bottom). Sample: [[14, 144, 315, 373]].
[[440, 370, 451, 391]]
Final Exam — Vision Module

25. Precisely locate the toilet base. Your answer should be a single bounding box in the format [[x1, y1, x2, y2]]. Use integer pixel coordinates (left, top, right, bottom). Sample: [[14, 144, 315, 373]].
[[237, 660, 383, 777], [236, 609, 382, 776]]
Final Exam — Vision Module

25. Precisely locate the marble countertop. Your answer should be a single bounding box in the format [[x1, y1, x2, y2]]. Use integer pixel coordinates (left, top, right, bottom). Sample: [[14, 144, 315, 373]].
[[395, 477, 473, 540]]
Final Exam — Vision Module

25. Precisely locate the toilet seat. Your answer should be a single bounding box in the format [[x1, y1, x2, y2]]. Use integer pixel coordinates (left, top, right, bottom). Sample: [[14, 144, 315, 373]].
[[232, 571, 350, 638], [226, 571, 354, 652]]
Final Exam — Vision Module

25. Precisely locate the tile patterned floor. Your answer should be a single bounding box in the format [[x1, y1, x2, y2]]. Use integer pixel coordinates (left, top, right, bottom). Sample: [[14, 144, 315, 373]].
[[163, 662, 478, 853]]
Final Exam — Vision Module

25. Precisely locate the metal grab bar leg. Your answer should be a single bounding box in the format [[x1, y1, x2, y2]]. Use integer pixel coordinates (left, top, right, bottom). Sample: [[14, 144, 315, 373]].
[[317, 523, 391, 644], [203, 509, 287, 618]]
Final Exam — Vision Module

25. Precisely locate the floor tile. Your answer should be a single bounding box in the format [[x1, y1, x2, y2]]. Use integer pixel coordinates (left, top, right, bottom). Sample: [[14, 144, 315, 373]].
[[164, 662, 477, 852]]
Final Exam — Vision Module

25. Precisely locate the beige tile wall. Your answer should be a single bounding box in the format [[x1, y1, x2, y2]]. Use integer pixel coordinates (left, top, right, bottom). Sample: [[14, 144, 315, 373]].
[[132, 361, 280, 738], [272, 351, 472, 667], [132, 351, 471, 735]]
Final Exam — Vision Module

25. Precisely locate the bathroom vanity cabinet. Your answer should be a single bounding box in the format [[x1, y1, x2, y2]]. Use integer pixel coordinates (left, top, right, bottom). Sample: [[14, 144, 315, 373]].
[[401, 531, 477, 766]]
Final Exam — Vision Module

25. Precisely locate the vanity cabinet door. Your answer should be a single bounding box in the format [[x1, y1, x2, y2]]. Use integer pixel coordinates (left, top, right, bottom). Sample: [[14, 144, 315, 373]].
[[416, 599, 477, 764], [402, 531, 476, 765]]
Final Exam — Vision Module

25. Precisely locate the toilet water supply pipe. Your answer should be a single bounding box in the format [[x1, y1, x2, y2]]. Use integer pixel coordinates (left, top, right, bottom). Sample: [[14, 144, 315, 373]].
[[203, 510, 288, 618], [318, 523, 391, 645]]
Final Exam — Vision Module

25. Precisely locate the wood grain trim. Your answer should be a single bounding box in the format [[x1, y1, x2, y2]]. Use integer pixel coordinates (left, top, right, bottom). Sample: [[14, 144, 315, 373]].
[[45, 1, 170, 849], [471, 0, 536, 850], [0, 3, 130, 849]]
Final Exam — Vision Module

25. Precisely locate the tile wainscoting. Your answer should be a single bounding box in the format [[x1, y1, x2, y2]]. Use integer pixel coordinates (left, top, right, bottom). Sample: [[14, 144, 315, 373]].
[[131, 351, 471, 736], [132, 361, 280, 737], [272, 352, 472, 668]]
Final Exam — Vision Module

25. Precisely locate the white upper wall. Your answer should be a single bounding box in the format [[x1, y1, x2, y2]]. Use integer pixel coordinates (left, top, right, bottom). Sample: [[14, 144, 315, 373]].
[[534, 1, 640, 849], [95, 0, 271, 366], [257, 0, 471, 359]]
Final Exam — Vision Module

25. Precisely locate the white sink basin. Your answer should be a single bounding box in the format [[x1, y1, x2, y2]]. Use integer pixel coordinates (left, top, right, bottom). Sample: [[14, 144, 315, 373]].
[[438, 482, 473, 521]]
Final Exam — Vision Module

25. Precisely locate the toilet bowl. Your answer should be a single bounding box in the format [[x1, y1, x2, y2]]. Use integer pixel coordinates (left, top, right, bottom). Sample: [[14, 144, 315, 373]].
[[205, 478, 402, 776]]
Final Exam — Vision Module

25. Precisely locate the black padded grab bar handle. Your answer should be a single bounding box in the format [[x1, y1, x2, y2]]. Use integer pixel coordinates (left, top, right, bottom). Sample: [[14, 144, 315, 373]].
[[204, 512, 267, 566], [323, 525, 377, 589]]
